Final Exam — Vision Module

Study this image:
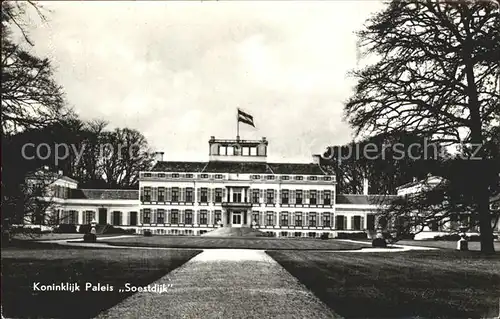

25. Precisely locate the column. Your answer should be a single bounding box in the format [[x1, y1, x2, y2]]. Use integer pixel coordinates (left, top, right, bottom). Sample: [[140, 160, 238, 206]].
[[78, 211, 84, 224], [276, 211, 280, 229], [222, 209, 227, 226]]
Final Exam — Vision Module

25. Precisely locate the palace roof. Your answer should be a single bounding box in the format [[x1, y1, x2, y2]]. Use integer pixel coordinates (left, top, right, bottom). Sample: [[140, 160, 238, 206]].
[[69, 189, 139, 200], [151, 161, 327, 175]]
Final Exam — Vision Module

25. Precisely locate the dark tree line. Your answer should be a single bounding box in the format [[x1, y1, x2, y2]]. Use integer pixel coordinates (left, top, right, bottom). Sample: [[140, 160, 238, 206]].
[[344, 0, 499, 252], [1, 2, 154, 237]]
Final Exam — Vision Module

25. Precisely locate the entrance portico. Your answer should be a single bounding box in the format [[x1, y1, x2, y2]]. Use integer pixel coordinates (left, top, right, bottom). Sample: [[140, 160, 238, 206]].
[[221, 185, 252, 227]]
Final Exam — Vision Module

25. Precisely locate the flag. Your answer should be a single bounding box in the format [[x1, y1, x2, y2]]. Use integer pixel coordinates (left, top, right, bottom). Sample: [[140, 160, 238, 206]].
[[237, 108, 255, 127]]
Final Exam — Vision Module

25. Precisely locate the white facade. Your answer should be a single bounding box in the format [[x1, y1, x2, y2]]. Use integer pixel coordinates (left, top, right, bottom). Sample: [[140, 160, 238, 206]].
[[28, 136, 381, 238]]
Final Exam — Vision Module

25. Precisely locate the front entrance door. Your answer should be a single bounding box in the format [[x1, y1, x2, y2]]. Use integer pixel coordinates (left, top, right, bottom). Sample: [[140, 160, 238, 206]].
[[232, 212, 242, 227], [98, 208, 107, 225]]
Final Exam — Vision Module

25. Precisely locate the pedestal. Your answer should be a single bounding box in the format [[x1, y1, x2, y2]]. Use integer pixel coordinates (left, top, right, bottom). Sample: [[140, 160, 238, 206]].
[[457, 238, 468, 251]]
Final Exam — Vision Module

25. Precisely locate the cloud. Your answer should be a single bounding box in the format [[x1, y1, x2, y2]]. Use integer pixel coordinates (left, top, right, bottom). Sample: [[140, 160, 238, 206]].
[[29, 1, 385, 163]]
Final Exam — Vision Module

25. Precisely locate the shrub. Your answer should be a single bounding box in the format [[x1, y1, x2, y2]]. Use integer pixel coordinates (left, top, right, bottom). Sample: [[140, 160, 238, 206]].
[[336, 232, 368, 240], [54, 224, 77, 233], [79, 224, 91, 234], [372, 237, 387, 248], [83, 233, 97, 243], [144, 230, 152, 237], [433, 234, 498, 241], [103, 225, 135, 235], [320, 233, 330, 240]]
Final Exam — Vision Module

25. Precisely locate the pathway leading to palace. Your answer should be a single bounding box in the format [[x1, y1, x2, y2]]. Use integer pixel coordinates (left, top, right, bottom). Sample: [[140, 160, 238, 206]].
[[96, 249, 341, 319]]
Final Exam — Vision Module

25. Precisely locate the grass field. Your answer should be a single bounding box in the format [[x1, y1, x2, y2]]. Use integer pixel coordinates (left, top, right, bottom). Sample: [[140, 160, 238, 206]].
[[101, 235, 371, 250], [396, 239, 500, 251], [1, 243, 201, 319], [267, 250, 500, 318]]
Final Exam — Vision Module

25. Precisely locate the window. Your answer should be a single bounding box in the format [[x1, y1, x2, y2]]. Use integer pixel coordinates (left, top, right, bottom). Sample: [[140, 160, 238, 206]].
[[68, 210, 77, 224], [322, 176, 332, 181], [158, 173, 165, 178], [215, 210, 222, 224], [281, 190, 289, 204], [143, 209, 151, 224], [172, 187, 179, 202], [280, 231, 288, 237], [281, 176, 290, 180], [171, 209, 179, 224], [336, 215, 345, 230], [308, 176, 318, 181], [324, 191, 331, 205], [85, 211, 94, 224], [353, 216, 362, 230], [172, 173, 179, 178], [200, 210, 208, 224], [252, 175, 261, 180], [308, 232, 317, 238], [266, 189, 274, 204], [322, 214, 331, 227], [295, 213, 303, 227], [215, 174, 223, 179], [186, 174, 193, 178], [144, 173, 152, 177], [266, 212, 274, 226], [280, 213, 288, 226], [252, 212, 259, 225], [266, 175, 275, 180], [310, 190, 317, 205], [158, 187, 165, 202], [296, 190, 303, 204], [294, 232, 302, 237], [367, 214, 375, 231], [233, 190, 242, 203], [309, 213, 317, 227], [200, 188, 208, 202], [200, 174, 209, 179], [252, 189, 260, 204], [144, 187, 151, 201], [130, 212, 138, 226], [215, 188, 223, 203], [112, 211, 121, 225], [185, 210, 193, 225], [295, 176, 303, 180], [157, 209, 165, 224], [186, 188, 194, 202]]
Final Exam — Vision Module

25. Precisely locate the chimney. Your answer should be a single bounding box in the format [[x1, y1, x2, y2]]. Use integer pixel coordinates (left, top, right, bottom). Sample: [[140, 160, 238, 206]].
[[154, 151, 164, 162], [363, 178, 369, 195], [312, 154, 321, 164]]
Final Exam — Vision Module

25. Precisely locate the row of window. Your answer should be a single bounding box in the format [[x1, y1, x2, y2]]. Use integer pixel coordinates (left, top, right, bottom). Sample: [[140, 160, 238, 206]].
[[138, 210, 370, 230], [250, 175, 332, 181], [141, 172, 332, 181], [140, 187, 333, 205]]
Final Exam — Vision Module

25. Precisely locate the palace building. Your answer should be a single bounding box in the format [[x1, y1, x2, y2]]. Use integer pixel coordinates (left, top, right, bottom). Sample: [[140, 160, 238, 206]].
[[28, 136, 390, 238]]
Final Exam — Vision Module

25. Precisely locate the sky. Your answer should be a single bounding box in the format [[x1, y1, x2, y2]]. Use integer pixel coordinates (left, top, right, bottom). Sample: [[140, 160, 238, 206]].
[[27, 1, 385, 163]]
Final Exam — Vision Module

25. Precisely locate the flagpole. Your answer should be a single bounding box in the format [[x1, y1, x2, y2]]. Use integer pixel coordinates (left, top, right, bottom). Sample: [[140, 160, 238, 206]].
[[236, 108, 240, 141]]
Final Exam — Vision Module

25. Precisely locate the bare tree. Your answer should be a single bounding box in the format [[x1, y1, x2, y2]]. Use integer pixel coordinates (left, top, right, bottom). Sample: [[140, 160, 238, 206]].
[[345, 1, 500, 252], [1, 1, 70, 136]]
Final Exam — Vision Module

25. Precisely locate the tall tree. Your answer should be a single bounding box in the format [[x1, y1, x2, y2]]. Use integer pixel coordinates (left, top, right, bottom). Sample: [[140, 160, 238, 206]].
[[1, 1, 70, 136], [345, 1, 500, 252], [100, 128, 154, 188]]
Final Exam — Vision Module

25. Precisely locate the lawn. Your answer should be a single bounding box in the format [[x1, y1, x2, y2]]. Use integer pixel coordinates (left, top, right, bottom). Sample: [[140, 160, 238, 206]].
[[267, 250, 500, 319], [396, 239, 500, 251], [1, 244, 201, 319], [101, 235, 371, 250]]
